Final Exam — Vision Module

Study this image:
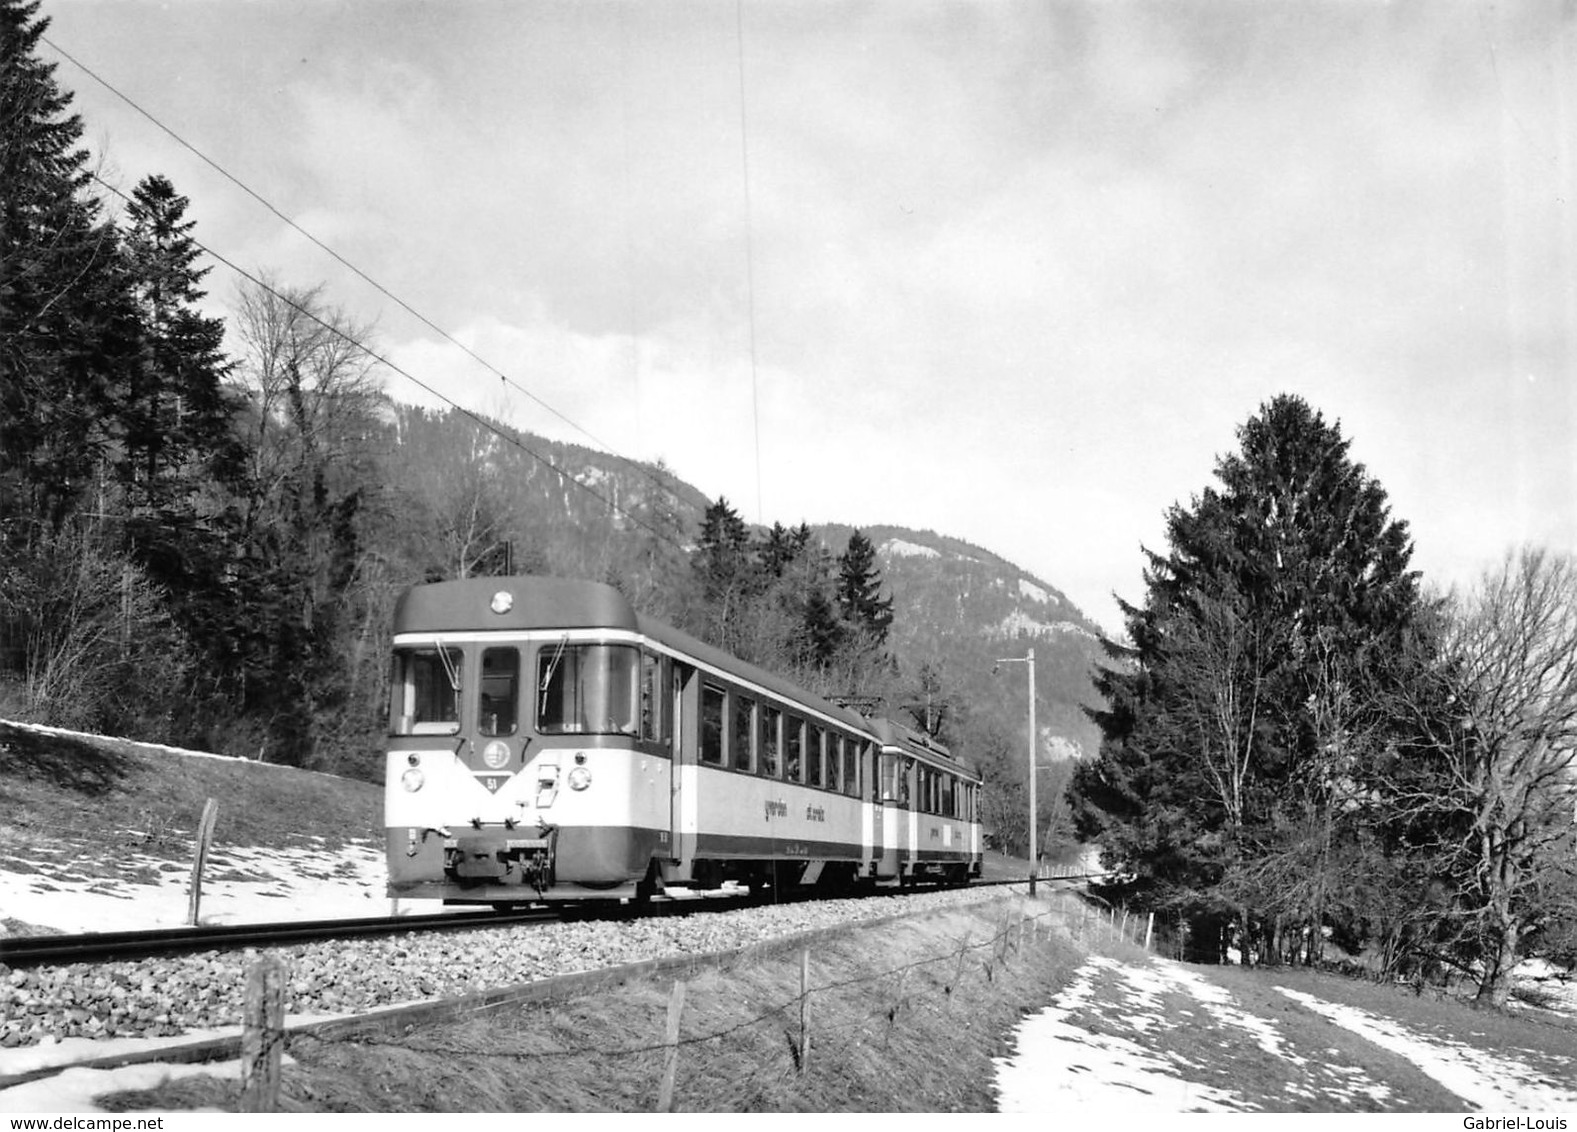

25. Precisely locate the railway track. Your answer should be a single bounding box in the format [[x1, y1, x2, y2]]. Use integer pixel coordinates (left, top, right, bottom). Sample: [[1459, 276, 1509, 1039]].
[[0, 874, 1088, 969], [0, 907, 554, 967]]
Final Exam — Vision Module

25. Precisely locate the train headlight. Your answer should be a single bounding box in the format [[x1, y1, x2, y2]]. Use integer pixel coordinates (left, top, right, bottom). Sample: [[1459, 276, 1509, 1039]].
[[567, 766, 592, 791], [401, 767, 426, 793]]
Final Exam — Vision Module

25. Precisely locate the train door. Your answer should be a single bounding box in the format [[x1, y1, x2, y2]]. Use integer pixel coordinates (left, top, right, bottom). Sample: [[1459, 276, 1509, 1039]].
[[862, 739, 879, 871], [877, 746, 902, 879], [670, 661, 699, 870]]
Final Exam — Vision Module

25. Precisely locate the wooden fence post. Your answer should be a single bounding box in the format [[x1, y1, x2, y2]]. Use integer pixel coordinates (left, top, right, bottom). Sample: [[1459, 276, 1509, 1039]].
[[947, 936, 970, 1011], [240, 956, 285, 1112], [884, 970, 908, 1046], [798, 949, 811, 1075], [1145, 912, 1155, 951], [657, 979, 687, 1112], [188, 798, 219, 926]]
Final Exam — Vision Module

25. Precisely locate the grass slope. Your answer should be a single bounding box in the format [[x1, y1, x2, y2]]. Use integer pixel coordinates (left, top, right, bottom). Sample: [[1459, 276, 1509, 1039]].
[[0, 720, 380, 933]]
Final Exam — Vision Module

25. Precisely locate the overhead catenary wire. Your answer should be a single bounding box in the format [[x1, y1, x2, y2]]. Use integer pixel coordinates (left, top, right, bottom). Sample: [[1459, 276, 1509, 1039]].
[[42, 32, 698, 521], [734, 0, 765, 527]]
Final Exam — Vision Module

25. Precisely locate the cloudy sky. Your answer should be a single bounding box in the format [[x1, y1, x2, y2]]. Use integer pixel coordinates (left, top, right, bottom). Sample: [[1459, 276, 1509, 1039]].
[[41, 0, 1574, 632]]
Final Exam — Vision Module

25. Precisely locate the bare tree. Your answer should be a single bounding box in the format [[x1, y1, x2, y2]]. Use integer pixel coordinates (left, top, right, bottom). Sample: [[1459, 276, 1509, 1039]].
[[1165, 594, 1274, 953], [230, 276, 386, 536], [1435, 549, 1577, 1005]]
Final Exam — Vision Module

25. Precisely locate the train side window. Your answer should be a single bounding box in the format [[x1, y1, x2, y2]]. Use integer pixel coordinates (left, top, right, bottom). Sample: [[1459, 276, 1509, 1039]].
[[826, 734, 842, 793], [845, 741, 861, 798], [897, 759, 911, 807], [806, 726, 823, 788], [478, 647, 519, 736], [761, 706, 782, 778], [700, 684, 725, 766], [640, 652, 663, 743], [785, 717, 803, 783], [731, 694, 755, 773]]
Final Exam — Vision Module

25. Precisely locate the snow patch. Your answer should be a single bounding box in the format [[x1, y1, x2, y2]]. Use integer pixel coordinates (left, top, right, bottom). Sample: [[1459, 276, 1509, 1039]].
[[995, 611, 1096, 639], [880, 538, 939, 559], [0, 1055, 243, 1114], [1275, 987, 1577, 1111], [0, 842, 414, 934], [994, 956, 1246, 1111], [1018, 578, 1058, 606]]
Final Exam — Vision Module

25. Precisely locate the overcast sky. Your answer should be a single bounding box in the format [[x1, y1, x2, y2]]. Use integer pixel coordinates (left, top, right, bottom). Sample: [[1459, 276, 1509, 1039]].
[[42, 0, 1574, 633]]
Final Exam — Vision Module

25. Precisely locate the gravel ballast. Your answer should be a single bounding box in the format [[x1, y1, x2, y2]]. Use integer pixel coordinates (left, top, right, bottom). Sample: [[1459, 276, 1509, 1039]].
[[1, 887, 1008, 1050]]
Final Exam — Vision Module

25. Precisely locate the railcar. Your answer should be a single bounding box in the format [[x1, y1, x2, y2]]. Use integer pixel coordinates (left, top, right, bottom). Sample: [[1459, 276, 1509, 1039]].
[[384, 575, 983, 905]]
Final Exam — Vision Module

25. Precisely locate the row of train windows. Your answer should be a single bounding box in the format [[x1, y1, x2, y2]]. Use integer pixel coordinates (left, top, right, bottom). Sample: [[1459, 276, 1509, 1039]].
[[393, 644, 974, 818], [912, 763, 977, 821], [699, 684, 864, 797]]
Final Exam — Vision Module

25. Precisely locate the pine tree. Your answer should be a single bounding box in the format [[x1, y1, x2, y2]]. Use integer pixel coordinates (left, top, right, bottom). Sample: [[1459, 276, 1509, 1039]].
[[760, 521, 798, 578], [837, 529, 893, 643], [0, 0, 130, 531], [1072, 395, 1427, 959], [687, 496, 759, 655], [118, 173, 240, 509]]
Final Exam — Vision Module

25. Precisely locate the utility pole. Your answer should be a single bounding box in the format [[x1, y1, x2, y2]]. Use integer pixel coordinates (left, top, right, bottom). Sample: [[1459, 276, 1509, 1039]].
[[994, 647, 1038, 895]]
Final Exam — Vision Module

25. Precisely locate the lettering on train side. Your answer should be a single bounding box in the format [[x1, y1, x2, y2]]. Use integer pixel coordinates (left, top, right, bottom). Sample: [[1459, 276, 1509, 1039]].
[[805, 805, 825, 823], [764, 799, 789, 819]]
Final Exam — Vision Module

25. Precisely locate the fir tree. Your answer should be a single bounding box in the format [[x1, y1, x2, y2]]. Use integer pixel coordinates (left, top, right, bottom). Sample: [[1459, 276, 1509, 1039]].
[[118, 173, 240, 509], [0, 0, 130, 531], [1072, 394, 1428, 959], [837, 529, 893, 643]]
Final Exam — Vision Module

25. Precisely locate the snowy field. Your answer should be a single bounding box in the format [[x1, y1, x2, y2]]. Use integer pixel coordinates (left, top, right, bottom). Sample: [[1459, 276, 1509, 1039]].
[[0, 840, 400, 933]]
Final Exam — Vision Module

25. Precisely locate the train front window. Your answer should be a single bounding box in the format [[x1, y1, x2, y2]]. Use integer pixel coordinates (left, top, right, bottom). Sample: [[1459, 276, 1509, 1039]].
[[390, 646, 464, 736], [537, 642, 639, 735], [478, 647, 519, 736]]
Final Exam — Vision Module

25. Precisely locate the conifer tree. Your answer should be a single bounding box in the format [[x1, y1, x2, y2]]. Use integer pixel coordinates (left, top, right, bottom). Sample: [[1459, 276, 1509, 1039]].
[[118, 173, 240, 509], [1072, 395, 1427, 959], [689, 496, 759, 655], [0, 0, 130, 531], [837, 529, 893, 643]]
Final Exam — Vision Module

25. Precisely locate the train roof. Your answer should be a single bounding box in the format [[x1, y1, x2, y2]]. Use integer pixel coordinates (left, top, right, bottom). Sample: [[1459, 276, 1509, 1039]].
[[394, 576, 981, 777], [867, 716, 979, 780], [392, 575, 870, 733]]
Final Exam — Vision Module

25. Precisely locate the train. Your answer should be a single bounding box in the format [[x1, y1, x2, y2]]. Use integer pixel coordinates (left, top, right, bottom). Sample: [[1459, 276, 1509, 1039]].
[[384, 575, 984, 905]]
